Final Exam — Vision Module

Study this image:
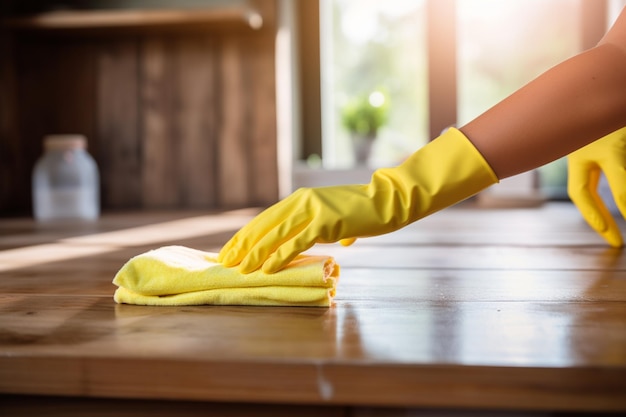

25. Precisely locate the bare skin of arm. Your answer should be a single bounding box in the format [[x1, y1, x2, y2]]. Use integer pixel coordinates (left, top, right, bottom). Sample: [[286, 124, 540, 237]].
[[462, 8, 626, 180]]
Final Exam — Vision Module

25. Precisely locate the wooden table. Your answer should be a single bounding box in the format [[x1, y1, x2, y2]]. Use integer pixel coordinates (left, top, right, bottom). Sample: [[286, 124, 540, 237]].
[[1, 203, 625, 416]]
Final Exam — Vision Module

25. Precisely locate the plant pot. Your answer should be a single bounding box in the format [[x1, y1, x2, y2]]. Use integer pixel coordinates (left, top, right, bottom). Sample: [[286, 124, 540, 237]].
[[352, 133, 376, 166]]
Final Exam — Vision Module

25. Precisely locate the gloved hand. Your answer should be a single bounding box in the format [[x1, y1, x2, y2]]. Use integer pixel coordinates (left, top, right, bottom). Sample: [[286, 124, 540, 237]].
[[567, 126, 626, 247], [218, 128, 499, 274]]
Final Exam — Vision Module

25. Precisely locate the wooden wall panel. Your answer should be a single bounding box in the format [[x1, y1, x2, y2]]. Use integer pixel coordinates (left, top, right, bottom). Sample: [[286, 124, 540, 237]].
[[296, 0, 322, 159], [245, 35, 278, 206], [140, 37, 180, 208], [51, 42, 97, 141], [427, 0, 457, 140], [0, 31, 20, 215], [97, 40, 141, 209], [216, 34, 278, 208], [174, 35, 218, 209], [13, 37, 96, 215], [217, 37, 251, 208], [0, 1, 279, 215], [13, 39, 52, 216]]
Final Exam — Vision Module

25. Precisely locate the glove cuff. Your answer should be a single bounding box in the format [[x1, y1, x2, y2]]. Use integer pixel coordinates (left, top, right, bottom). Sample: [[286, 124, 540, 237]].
[[372, 127, 499, 224], [445, 127, 500, 184]]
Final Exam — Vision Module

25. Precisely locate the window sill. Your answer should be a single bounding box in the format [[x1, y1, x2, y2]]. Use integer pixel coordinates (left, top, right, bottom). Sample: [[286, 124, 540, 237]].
[[292, 161, 375, 189]]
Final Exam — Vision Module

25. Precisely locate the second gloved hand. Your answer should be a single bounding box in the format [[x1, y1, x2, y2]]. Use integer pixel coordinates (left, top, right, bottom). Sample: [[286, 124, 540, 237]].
[[218, 128, 499, 274], [567, 126, 626, 247]]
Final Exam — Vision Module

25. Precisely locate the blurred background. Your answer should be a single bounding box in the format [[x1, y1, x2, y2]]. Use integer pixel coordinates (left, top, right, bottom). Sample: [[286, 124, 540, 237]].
[[0, 0, 624, 218]]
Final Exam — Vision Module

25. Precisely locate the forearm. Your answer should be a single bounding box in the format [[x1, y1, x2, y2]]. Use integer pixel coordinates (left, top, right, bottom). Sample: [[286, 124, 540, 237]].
[[461, 42, 626, 179]]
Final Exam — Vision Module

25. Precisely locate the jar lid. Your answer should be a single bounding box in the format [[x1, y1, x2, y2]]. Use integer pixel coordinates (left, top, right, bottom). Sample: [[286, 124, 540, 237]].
[[44, 134, 87, 150]]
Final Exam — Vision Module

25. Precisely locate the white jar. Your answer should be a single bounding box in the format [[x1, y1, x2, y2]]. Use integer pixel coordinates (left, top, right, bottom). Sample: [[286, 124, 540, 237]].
[[32, 135, 100, 221]]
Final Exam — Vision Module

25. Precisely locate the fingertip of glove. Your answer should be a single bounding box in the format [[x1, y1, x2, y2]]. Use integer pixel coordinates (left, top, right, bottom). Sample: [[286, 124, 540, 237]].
[[261, 252, 294, 274], [340, 237, 357, 246], [603, 230, 624, 248], [237, 263, 256, 275], [261, 260, 282, 275], [217, 251, 235, 266], [585, 211, 608, 234]]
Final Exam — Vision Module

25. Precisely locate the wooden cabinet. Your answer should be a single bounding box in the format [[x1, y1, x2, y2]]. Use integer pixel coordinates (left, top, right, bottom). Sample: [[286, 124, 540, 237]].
[[0, 1, 279, 215]]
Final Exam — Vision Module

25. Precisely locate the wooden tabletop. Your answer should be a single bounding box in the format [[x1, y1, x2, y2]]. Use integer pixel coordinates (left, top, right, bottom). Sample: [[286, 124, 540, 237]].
[[0, 203, 625, 414]]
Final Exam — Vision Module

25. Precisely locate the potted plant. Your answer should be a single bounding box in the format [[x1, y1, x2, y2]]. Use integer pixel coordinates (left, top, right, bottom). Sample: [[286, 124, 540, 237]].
[[341, 91, 389, 165]]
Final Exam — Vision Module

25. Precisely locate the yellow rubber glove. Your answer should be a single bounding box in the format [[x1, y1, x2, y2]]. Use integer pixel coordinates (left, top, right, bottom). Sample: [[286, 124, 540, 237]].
[[218, 128, 499, 274], [567, 126, 626, 247]]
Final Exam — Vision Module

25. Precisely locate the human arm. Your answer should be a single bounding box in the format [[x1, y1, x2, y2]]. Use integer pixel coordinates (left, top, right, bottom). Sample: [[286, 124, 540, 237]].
[[462, 9, 626, 247], [462, 7, 626, 179], [219, 8, 626, 273], [219, 128, 498, 273]]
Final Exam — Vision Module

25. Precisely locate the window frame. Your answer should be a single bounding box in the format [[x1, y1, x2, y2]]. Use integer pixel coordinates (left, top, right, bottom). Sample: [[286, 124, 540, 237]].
[[294, 0, 609, 164]]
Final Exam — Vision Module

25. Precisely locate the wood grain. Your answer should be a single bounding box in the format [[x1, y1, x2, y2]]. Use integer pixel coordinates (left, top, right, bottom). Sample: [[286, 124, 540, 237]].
[[174, 35, 218, 208], [0, 30, 20, 215], [140, 36, 179, 208], [218, 36, 250, 208], [13, 37, 97, 214], [1, 1, 280, 214], [245, 34, 279, 206], [97, 39, 141, 209], [0, 395, 345, 417], [0, 203, 625, 414]]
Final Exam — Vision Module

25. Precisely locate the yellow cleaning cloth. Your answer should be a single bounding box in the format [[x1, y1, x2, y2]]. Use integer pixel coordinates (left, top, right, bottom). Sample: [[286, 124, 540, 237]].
[[113, 246, 340, 307]]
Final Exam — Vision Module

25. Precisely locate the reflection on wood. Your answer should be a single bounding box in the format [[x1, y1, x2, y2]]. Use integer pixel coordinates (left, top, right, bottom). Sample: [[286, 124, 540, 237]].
[[0, 203, 625, 415]]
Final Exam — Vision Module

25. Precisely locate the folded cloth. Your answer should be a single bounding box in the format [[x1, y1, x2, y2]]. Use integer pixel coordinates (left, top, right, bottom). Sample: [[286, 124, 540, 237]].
[[113, 246, 340, 307]]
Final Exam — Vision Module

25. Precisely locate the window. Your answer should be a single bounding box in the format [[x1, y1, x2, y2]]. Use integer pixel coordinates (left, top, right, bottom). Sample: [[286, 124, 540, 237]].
[[457, 0, 583, 124], [457, 0, 583, 199], [299, 0, 610, 194], [320, 0, 428, 169]]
